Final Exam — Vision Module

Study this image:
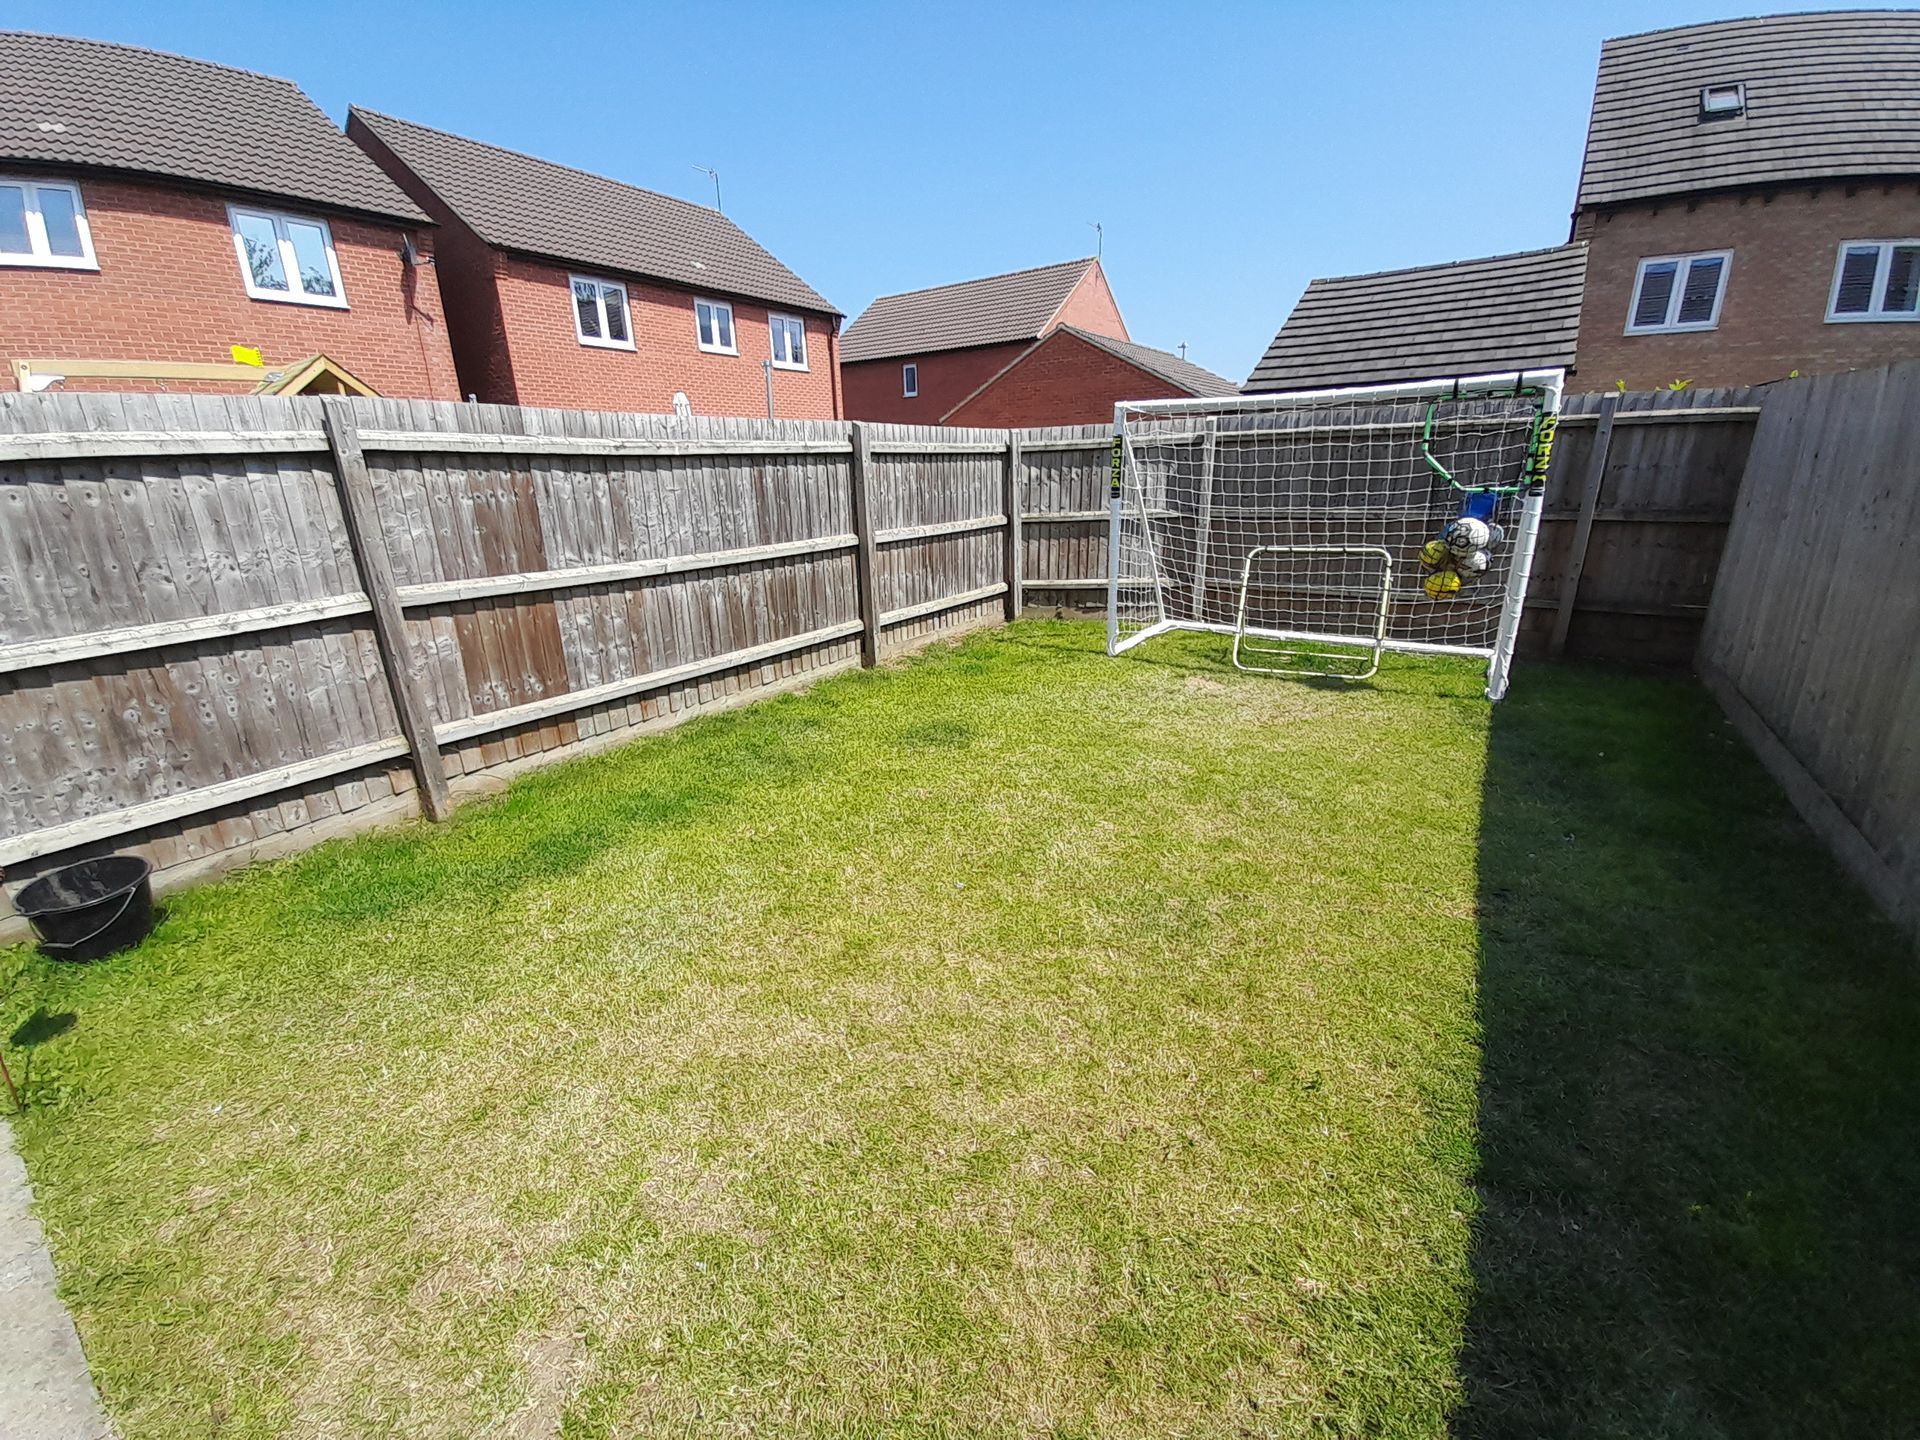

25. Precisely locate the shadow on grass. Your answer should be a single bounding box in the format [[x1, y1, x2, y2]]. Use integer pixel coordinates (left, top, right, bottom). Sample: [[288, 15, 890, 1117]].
[[1458, 664, 1920, 1438]]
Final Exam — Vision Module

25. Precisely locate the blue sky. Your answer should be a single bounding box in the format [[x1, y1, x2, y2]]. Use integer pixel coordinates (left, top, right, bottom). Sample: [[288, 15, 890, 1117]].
[[18, 1, 1860, 380]]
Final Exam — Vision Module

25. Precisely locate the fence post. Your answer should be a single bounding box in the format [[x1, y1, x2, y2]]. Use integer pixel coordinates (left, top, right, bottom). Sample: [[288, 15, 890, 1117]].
[[320, 397, 453, 821], [847, 421, 881, 668], [1550, 393, 1619, 658], [1003, 431, 1024, 622]]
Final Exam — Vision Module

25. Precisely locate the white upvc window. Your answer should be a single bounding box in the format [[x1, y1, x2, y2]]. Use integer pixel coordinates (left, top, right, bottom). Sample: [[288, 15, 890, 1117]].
[[1625, 250, 1730, 334], [0, 176, 97, 269], [695, 297, 737, 354], [769, 312, 808, 370], [228, 205, 347, 307], [1826, 240, 1920, 322], [902, 362, 918, 397], [570, 275, 635, 349]]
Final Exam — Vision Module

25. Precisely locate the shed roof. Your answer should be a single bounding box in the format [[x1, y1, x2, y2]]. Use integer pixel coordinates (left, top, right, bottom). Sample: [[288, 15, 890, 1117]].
[[1242, 244, 1587, 394], [350, 108, 837, 315], [1577, 10, 1920, 207], [0, 31, 425, 223], [841, 258, 1098, 363]]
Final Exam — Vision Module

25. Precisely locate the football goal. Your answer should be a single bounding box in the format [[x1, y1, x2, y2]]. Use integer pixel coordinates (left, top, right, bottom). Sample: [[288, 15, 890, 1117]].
[[1106, 369, 1563, 700]]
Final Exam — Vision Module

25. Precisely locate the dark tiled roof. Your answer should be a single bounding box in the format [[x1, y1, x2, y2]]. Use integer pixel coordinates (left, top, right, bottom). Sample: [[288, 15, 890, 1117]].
[[1578, 11, 1920, 207], [841, 258, 1097, 363], [1243, 244, 1586, 393], [350, 108, 836, 316], [0, 31, 425, 223], [1057, 326, 1238, 396]]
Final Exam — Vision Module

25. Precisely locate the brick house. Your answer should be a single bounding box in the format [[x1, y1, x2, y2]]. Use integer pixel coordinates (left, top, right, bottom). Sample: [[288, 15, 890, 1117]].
[[943, 325, 1234, 425], [840, 258, 1129, 422], [0, 32, 458, 398], [1571, 12, 1920, 390], [1244, 245, 1588, 392], [348, 109, 841, 419]]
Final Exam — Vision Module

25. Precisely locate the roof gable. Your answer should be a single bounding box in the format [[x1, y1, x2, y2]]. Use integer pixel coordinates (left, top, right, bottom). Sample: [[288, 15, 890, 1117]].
[[0, 31, 425, 223], [1243, 244, 1586, 393], [1578, 11, 1920, 207], [841, 258, 1098, 363], [350, 108, 836, 316]]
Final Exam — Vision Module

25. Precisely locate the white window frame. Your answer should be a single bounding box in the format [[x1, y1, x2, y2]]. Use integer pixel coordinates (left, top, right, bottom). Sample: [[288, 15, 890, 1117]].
[[768, 312, 808, 371], [569, 274, 636, 350], [0, 176, 97, 270], [1825, 240, 1920, 323], [902, 362, 919, 397], [227, 204, 348, 309], [695, 297, 737, 355], [1624, 250, 1731, 335]]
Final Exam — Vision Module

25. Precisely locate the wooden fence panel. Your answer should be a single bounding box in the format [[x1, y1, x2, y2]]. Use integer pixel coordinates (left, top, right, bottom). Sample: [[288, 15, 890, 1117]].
[[1016, 426, 1110, 608], [864, 422, 1010, 652], [1700, 362, 1920, 940]]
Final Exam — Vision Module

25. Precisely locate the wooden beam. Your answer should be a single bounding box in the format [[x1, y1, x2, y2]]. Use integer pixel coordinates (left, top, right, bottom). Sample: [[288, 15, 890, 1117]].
[[1555, 405, 1763, 426], [14, 358, 271, 383], [881, 583, 1008, 627], [356, 429, 847, 459], [321, 397, 453, 822], [1021, 510, 1111, 524], [0, 738, 408, 867], [0, 430, 326, 462], [873, 514, 1005, 545], [1550, 393, 1619, 657], [867, 439, 1007, 455], [433, 621, 864, 745], [395, 533, 856, 609], [847, 422, 881, 669], [1004, 432, 1023, 621], [0, 593, 372, 676]]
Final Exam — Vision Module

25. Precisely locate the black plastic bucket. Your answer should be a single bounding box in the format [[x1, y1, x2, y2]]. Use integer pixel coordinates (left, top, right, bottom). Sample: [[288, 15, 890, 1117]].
[[13, 855, 155, 962]]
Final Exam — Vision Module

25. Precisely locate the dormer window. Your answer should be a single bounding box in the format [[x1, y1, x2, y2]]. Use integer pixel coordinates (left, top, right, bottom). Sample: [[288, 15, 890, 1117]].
[[1699, 83, 1745, 119]]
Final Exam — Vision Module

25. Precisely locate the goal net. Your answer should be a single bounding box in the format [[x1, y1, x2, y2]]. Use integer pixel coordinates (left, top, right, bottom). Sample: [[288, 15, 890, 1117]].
[[1106, 369, 1562, 700]]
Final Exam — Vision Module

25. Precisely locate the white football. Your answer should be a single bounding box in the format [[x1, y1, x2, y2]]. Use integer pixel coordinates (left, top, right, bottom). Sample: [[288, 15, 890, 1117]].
[[1444, 517, 1492, 557], [1456, 548, 1493, 578]]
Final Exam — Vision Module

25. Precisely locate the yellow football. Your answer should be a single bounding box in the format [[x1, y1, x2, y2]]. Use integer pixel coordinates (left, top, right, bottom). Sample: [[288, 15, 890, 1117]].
[[1424, 568, 1463, 600], [1419, 539, 1451, 570]]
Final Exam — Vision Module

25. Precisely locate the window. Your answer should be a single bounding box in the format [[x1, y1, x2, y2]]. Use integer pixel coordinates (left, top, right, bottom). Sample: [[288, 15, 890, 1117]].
[[1625, 251, 1730, 334], [1827, 241, 1920, 322], [570, 275, 634, 349], [902, 362, 918, 397], [228, 206, 346, 307], [1700, 82, 1746, 119], [769, 313, 808, 370], [0, 177, 96, 268], [695, 298, 736, 353]]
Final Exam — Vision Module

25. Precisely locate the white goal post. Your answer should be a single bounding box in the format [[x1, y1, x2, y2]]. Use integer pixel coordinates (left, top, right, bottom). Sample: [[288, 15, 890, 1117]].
[[1105, 368, 1564, 700]]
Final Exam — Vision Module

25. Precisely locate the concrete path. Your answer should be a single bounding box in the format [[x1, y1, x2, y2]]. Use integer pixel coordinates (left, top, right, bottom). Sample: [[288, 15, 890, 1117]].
[[0, 1118, 113, 1440]]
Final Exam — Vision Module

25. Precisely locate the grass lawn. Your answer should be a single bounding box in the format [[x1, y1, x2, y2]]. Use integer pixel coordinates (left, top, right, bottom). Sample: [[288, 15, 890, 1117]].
[[3, 621, 1916, 1438]]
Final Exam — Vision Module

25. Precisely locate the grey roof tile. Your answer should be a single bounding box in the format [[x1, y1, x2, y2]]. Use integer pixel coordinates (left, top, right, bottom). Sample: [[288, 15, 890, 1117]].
[[351, 107, 837, 315], [0, 31, 425, 223], [1578, 11, 1920, 206], [1057, 326, 1238, 396], [840, 258, 1096, 363], [1243, 244, 1586, 393]]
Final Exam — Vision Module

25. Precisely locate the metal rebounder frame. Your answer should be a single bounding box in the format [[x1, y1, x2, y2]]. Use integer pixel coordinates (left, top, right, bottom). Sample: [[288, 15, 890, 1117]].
[[1105, 368, 1563, 701]]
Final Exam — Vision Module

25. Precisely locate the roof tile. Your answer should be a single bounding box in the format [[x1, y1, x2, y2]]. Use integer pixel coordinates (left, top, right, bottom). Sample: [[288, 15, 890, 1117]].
[[351, 108, 836, 315], [841, 259, 1096, 363], [1243, 244, 1586, 393], [1578, 11, 1920, 206], [0, 31, 425, 223]]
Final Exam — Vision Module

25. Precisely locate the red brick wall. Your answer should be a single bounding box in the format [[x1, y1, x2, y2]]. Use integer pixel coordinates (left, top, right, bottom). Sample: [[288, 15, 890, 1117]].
[[0, 171, 459, 398], [943, 329, 1191, 427], [843, 340, 1030, 423], [1573, 181, 1920, 390], [483, 255, 839, 417], [1051, 261, 1129, 341]]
